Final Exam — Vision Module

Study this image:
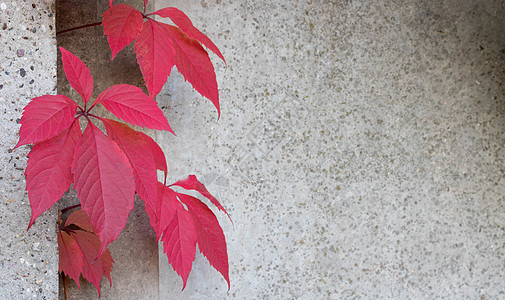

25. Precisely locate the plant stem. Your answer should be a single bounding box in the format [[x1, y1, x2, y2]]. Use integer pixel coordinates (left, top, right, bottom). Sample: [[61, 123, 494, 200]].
[[63, 274, 69, 300], [56, 22, 102, 36], [61, 204, 81, 215]]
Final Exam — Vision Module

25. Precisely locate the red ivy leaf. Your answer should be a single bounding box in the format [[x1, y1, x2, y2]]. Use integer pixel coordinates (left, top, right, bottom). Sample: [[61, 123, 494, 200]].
[[178, 193, 230, 289], [154, 184, 230, 289], [73, 230, 114, 295], [134, 19, 175, 98], [101, 246, 114, 286], [71, 122, 135, 255], [171, 175, 231, 222], [164, 24, 220, 116], [102, 4, 143, 60], [152, 183, 178, 239], [150, 7, 225, 64], [14, 95, 78, 149], [161, 199, 197, 289], [144, 183, 162, 237], [59, 210, 114, 296], [58, 230, 84, 288], [103, 5, 223, 108], [109, 0, 113, 8], [60, 47, 93, 103], [95, 84, 174, 133], [65, 209, 94, 232], [142, 133, 167, 179], [26, 121, 81, 229], [102, 119, 158, 219]]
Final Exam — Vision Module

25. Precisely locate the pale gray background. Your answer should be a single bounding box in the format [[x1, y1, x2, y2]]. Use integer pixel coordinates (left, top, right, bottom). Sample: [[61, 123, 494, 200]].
[[156, 0, 505, 299]]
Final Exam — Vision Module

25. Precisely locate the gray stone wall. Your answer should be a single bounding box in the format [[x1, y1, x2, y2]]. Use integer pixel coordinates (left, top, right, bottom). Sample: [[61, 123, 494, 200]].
[[0, 0, 59, 299], [156, 0, 505, 299], [2, 0, 505, 299]]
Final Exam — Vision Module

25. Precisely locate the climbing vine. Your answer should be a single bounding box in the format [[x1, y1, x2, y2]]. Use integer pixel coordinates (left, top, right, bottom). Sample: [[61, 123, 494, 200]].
[[15, 0, 229, 297]]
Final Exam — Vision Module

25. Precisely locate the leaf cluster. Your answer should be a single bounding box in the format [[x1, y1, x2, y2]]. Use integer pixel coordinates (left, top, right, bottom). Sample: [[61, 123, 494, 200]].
[[15, 0, 230, 296]]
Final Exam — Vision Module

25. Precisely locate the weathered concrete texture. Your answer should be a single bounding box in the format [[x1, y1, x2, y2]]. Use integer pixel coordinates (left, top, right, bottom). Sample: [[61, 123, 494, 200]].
[[156, 0, 505, 298], [56, 0, 159, 299], [0, 0, 59, 299]]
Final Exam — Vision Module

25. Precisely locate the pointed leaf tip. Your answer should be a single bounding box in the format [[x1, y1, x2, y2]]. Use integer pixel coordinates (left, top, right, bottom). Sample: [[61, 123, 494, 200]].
[[161, 201, 197, 288], [96, 84, 174, 132], [102, 119, 159, 235], [25, 121, 81, 228], [71, 123, 135, 254], [172, 175, 231, 223], [178, 193, 230, 288], [59, 47, 93, 104], [15, 95, 78, 149], [58, 231, 84, 288], [102, 4, 143, 60], [60, 210, 114, 295], [134, 19, 175, 99], [163, 25, 220, 116], [151, 7, 226, 64]]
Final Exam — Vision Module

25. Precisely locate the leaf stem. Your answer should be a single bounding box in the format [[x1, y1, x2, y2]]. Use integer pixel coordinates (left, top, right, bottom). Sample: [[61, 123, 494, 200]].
[[143, 12, 153, 20], [61, 204, 81, 215], [56, 22, 102, 36], [87, 113, 102, 121], [63, 274, 69, 300], [83, 114, 94, 127], [87, 101, 97, 112]]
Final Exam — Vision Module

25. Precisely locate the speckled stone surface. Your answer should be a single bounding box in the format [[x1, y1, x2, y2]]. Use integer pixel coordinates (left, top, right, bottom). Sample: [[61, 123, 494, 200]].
[[0, 0, 59, 299], [156, 0, 505, 298]]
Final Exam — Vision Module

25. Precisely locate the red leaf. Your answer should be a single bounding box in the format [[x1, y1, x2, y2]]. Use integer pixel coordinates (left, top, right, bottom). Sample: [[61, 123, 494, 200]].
[[61, 210, 114, 295], [101, 246, 114, 285], [178, 193, 229, 289], [144, 191, 159, 238], [161, 199, 197, 289], [73, 230, 114, 296], [71, 122, 135, 254], [14, 95, 78, 149], [134, 19, 175, 98], [145, 183, 161, 238], [58, 230, 84, 288], [102, 119, 158, 218], [152, 183, 178, 239], [102, 4, 143, 60], [109, 0, 113, 8], [171, 175, 231, 222], [60, 47, 93, 103], [65, 209, 94, 232], [164, 24, 220, 116], [26, 121, 81, 229], [95, 84, 174, 133], [142, 133, 167, 178], [151, 7, 225, 64]]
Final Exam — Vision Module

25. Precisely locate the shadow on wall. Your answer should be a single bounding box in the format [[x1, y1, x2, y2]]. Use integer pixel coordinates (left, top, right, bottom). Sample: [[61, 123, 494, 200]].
[[55, 0, 158, 299]]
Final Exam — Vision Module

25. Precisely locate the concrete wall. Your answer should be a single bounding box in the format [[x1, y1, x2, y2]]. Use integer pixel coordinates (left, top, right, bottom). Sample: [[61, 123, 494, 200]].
[[0, 0, 59, 299], [3, 0, 505, 299], [156, 0, 505, 299]]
